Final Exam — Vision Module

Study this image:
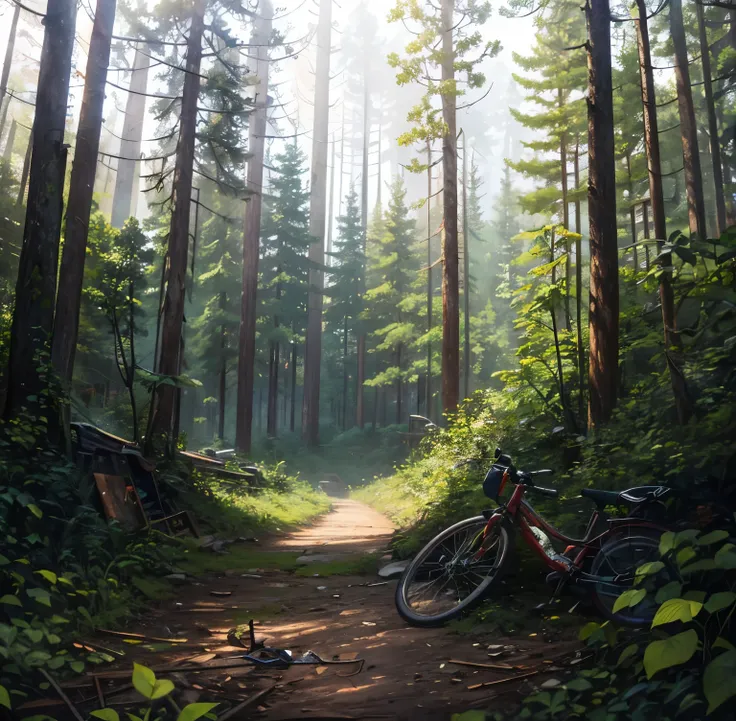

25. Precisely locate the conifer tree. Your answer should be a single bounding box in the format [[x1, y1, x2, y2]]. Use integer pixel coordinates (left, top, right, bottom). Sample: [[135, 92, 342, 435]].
[[325, 188, 365, 430], [364, 177, 422, 424], [259, 142, 311, 437]]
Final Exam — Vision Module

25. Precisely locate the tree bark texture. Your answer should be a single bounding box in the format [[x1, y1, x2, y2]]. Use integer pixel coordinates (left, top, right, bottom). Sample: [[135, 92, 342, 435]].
[[696, 0, 727, 236], [149, 0, 205, 444], [636, 0, 692, 424], [670, 0, 707, 239], [425, 141, 433, 416], [3, 119, 16, 161], [0, 3, 20, 139], [52, 0, 116, 385], [302, 0, 332, 446], [440, 0, 460, 417], [4, 0, 76, 421], [461, 133, 470, 400], [585, 0, 619, 428], [235, 0, 272, 453], [111, 46, 149, 228], [573, 140, 585, 424], [15, 129, 31, 207], [218, 293, 226, 440]]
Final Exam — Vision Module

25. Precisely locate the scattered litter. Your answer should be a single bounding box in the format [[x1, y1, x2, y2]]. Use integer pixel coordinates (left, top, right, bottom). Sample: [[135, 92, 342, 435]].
[[241, 574, 262, 579], [188, 653, 217, 665], [217, 685, 276, 721], [367, 581, 388, 587], [317, 586, 328, 591], [210, 591, 232, 598], [361, 621, 376, 627], [99, 629, 188, 644], [316, 666, 328, 675], [540, 679, 561, 689], [166, 573, 188, 584], [377, 561, 409, 579]]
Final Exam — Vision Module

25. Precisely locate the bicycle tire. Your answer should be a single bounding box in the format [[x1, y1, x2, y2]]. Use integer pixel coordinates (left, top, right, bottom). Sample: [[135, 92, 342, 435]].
[[590, 526, 669, 627], [395, 515, 514, 627]]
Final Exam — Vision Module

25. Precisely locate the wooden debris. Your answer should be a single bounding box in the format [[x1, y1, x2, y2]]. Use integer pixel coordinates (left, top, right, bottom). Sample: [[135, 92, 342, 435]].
[[467, 670, 539, 691], [98, 629, 189, 644], [217, 685, 276, 721], [94, 677, 105, 708], [40, 669, 85, 721], [448, 659, 521, 671], [210, 591, 232, 598]]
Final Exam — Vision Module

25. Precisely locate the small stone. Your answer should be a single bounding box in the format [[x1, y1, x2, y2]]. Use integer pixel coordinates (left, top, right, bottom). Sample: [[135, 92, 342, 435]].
[[377, 561, 409, 579], [165, 573, 187, 584], [540, 679, 561, 689]]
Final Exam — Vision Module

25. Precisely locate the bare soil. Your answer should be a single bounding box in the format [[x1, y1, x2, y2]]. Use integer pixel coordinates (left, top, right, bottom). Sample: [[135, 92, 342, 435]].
[[85, 496, 582, 721]]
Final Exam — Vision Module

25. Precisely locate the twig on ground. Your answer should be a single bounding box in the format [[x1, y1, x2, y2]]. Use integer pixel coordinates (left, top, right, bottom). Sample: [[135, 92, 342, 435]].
[[467, 670, 539, 691], [40, 669, 85, 721]]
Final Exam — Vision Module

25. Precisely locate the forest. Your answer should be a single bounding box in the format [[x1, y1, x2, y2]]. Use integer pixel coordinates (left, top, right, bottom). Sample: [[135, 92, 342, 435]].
[[0, 0, 735, 718]]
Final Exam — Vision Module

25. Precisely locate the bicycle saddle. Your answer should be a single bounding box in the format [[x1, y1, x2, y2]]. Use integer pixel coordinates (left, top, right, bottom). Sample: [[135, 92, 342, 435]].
[[581, 485, 671, 508]]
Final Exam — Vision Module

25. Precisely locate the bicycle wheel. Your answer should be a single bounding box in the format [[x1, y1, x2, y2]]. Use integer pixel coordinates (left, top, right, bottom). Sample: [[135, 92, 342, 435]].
[[590, 527, 670, 627], [395, 515, 513, 627]]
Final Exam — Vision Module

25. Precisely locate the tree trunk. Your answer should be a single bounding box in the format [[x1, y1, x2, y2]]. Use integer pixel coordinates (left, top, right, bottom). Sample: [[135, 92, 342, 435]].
[[290, 337, 297, 433], [218, 292, 226, 441], [4, 0, 76, 422], [440, 0, 459, 416], [558, 87, 572, 329], [15, 129, 31, 206], [327, 135, 336, 260], [3, 119, 16, 161], [302, 0, 332, 446], [356, 76, 369, 428], [425, 140, 433, 416], [111, 46, 149, 227], [396, 345, 402, 425], [235, 0, 272, 453], [267, 341, 279, 436], [626, 152, 637, 268], [574, 138, 585, 425], [342, 315, 349, 431], [0, 3, 20, 139], [696, 0, 727, 236], [671, 0, 707, 239], [636, 0, 692, 424], [461, 131, 470, 400], [585, 0, 619, 428], [148, 0, 204, 446], [52, 0, 116, 386]]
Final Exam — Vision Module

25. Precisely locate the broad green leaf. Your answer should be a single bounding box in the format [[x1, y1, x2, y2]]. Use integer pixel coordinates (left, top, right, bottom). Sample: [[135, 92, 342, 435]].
[[704, 650, 736, 713], [0, 554, 10, 566], [683, 590, 707, 603], [613, 588, 646, 614], [652, 598, 702, 627], [132, 663, 156, 699], [713, 637, 736, 652], [676, 547, 696, 566], [705, 591, 736, 614], [659, 531, 675, 556], [714, 544, 736, 569], [150, 679, 174, 700], [27, 504, 43, 519], [578, 622, 600, 641], [92, 711, 120, 721], [673, 529, 700, 547], [655, 581, 682, 604], [697, 530, 729, 546], [176, 703, 219, 721], [23, 628, 44, 644], [643, 629, 699, 678], [36, 570, 57, 584], [635, 561, 664, 583], [70, 661, 85, 673], [0, 595, 22, 606], [451, 712, 487, 721], [27, 588, 51, 607], [617, 644, 639, 666], [681, 560, 716, 574], [0, 685, 10, 710], [565, 678, 592, 692]]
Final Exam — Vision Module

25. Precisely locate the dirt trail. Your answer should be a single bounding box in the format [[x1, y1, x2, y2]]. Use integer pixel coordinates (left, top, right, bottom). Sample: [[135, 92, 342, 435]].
[[90, 494, 579, 721]]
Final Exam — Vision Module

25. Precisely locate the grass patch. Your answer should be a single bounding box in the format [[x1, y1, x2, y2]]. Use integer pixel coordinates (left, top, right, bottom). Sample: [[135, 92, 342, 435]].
[[294, 553, 382, 577], [177, 543, 302, 575], [131, 576, 175, 601]]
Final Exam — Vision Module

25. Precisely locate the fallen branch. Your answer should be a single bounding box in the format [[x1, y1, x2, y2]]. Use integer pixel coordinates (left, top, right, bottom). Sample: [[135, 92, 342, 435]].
[[448, 659, 522, 671], [98, 629, 189, 644], [467, 670, 539, 691], [217, 685, 276, 721], [40, 669, 85, 721]]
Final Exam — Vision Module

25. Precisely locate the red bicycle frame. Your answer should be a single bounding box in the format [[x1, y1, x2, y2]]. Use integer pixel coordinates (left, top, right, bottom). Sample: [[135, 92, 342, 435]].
[[475, 471, 664, 574]]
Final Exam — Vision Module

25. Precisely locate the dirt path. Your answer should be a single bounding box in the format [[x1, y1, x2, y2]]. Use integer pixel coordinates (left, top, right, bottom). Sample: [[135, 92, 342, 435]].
[[88, 495, 580, 721]]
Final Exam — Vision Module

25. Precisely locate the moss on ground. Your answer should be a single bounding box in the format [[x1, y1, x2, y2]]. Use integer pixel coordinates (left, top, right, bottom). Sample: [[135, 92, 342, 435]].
[[294, 553, 382, 577]]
